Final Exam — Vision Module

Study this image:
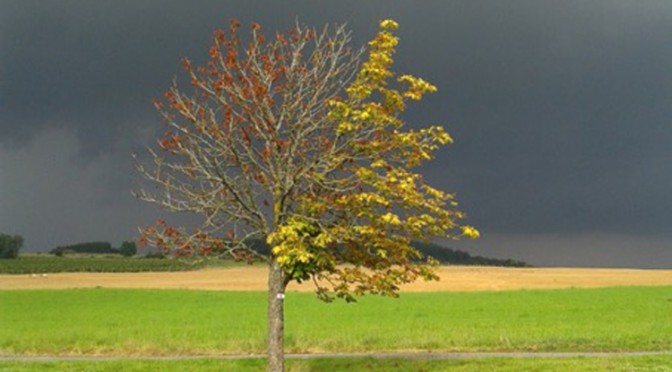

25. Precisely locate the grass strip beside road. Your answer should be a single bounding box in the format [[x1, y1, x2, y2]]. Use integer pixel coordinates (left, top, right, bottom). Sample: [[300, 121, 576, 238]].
[[1, 355, 672, 371], [1, 287, 671, 356]]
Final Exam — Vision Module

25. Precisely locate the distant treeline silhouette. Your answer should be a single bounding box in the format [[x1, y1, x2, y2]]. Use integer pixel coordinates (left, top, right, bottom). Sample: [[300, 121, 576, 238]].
[[410, 241, 531, 267], [49, 239, 530, 267], [243, 238, 530, 267], [50, 241, 119, 255]]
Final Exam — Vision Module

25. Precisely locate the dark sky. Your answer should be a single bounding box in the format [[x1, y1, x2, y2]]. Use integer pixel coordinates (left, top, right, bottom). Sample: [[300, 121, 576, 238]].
[[2, 1, 671, 268]]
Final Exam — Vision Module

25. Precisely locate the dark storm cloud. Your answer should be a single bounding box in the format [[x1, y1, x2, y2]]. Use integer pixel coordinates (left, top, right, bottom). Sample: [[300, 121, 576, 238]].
[[391, 1, 672, 236], [0, 0, 382, 153], [1, 1, 671, 266]]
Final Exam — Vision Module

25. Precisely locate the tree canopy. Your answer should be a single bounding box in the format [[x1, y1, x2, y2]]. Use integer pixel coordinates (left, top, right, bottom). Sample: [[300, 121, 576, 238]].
[[0, 234, 24, 259], [136, 19, 477, 371], [119, 241, 137, 257]]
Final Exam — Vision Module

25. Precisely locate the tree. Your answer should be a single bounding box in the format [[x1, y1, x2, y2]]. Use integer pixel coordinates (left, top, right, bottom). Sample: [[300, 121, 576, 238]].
[[136, 19, 478, 372], [119, 241, 137, 257], [0, 234, 24, 259]]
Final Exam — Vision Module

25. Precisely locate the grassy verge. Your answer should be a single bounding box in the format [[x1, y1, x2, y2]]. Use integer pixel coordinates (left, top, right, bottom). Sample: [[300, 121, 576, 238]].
[[1, 286, 671, 355], [1, 355, 672, 372]]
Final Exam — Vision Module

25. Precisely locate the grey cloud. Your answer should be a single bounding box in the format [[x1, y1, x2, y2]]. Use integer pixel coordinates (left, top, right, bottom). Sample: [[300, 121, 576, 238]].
[[0, 128, 152, 250]]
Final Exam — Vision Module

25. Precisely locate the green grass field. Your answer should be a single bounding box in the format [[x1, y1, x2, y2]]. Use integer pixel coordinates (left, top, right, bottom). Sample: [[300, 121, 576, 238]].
[[1, 287, 671, 356], [1, 355, 671, 372]]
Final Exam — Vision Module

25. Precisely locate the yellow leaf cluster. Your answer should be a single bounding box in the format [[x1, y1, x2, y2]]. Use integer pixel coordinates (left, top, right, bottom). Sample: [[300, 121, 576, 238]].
[[461, 226, 481, 239], [398, 75, 437, 100], [267, 218, 316, 264], [379, 19, 399, 30], [267, 19, 478, 300]]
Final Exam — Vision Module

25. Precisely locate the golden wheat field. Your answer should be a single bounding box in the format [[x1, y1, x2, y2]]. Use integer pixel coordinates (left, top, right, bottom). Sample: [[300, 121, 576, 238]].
[[1, 266, 671, 292]]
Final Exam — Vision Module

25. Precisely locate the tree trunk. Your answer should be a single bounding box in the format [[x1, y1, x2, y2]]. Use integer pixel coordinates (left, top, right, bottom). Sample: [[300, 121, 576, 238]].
[[267, 258, 286, 372]]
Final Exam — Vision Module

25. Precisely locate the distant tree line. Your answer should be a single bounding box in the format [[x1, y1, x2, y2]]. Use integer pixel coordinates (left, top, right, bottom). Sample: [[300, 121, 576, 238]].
[[3, 235, 526, 266], [50, 241, 137, 257], [410, 241, 531, 267], [0, 234, 24, 259], [50, 241, 117, 255], [237, 238, 530, 267]]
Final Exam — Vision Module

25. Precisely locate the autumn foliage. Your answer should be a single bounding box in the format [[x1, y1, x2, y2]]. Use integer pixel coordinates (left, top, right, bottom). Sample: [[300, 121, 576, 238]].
[[136, 19, 478, 302], [136, 18, 478, 371]]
